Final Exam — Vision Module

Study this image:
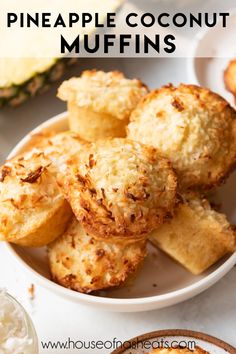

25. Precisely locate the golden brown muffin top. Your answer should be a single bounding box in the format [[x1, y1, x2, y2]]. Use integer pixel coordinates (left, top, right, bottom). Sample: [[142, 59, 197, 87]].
[[57, 70, 148, 119], [39, 131, 87, 168], [58, 138, 177, 240], [127, 84, 236, 189], [0, 149, 63, 240]]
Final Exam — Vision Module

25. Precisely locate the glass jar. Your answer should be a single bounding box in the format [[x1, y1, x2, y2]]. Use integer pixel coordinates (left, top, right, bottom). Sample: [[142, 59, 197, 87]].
[[0, 291, 38, 353]]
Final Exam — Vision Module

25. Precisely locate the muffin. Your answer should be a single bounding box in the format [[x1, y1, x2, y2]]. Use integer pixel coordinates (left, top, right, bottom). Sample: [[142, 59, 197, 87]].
[[149, 192, 235, 275], [58, 138, 177, 240], [57, 70, 148, 141], [0, 150, 72, 247], [127, 84, 236, 189], [224, 59, 236, 101], [38, 131, 87, 167], [48, 217, 147, 293]]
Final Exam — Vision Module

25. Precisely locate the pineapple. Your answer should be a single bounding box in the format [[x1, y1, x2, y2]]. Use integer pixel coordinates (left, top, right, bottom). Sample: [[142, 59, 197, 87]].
[[0, 58, 78, 107], [0, 0, 123, 108]]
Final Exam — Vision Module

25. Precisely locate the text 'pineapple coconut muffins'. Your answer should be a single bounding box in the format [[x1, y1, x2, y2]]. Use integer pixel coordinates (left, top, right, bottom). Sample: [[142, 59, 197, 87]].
[[58, 70, 148, 141], [127, 84, 236, 189], [149, 192, 235, 275], [48, 217, 147, 293], [0, 149, 72, 247], [58, 138, 177, 241]]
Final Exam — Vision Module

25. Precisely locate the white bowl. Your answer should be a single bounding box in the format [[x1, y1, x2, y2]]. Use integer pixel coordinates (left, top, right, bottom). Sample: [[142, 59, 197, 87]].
[[187, 11, 236, 107], [0, 291, 38, 353], [5, 113, 236, 312]]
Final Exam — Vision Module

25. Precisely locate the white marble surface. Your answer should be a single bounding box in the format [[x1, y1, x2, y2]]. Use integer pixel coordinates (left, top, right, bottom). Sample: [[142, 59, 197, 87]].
[[0, 57, 235, 353]]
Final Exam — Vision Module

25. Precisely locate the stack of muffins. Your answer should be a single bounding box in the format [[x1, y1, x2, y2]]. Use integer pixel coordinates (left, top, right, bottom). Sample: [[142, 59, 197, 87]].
[[0, 70, 235, 293]]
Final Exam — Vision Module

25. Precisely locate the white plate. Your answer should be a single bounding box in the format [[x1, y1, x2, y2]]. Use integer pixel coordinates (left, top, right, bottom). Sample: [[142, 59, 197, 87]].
[[5, 113, 236, 312], [187, 11, 236, 106]]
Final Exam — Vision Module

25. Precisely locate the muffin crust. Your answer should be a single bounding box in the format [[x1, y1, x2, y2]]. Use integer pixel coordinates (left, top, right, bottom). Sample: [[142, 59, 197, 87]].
[[48, 217, 147, 293], [58, 70, 148, 120], [0, 149, 72, 246], [127, 84, 236, 189], [59, 138, 177, 240]]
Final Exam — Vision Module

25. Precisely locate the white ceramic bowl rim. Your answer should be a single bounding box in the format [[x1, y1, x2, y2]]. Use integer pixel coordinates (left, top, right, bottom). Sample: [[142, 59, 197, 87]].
[[5, 112, 236, 309], [187, 8, 236, 85]]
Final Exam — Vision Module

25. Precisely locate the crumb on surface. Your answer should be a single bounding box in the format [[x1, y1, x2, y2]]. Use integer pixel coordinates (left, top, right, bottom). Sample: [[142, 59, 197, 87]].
[[28, 284, 35, 300]]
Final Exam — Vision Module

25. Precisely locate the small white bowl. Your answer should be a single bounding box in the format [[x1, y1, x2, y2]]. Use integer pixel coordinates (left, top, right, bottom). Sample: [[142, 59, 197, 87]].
[[0, 291, 38, 353], [5, 113, 236, 312], [187, 11, 236, 106]]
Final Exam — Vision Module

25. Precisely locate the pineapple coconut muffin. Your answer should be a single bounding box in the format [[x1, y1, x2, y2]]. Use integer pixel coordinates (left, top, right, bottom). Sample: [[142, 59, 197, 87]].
[[48, 217, 147, 293], [127, 83, 236, 274], [58, 70, 148, 141], [51, 137, 177, 291], [0, 70, 235, 294], [58, 138, 177, 241], [127, 84, 236, 189], [0, 149, 72, 247]]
